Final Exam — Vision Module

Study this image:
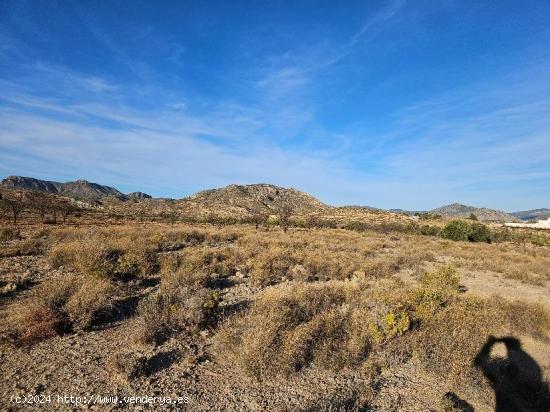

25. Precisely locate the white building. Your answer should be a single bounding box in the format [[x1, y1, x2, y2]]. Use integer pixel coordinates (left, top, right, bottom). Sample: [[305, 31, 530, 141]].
[[505, 217, 550, 229]]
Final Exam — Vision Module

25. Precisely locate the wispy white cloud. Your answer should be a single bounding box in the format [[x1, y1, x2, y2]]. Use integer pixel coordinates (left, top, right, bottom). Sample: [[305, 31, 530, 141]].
[[1, 1, 549, 211]]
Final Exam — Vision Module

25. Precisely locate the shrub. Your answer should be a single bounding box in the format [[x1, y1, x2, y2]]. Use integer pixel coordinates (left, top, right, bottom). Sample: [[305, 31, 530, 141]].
[[419, 225, 440, 236], [65, 278, 115, 329], [215, 282, 376, 378], [368, 309, 410, 344], [249, 246, 298, 285], [408, 266, 461, 322], [49, 237, 159, 280], [440, 220, 491, 243], [5, 276, 115, 344], [0, 227, 21, 242], [440, 221, 471, 242], [134, 283, 221, 345], [468, 223, 491, 243], [412, 296, 550, 385]]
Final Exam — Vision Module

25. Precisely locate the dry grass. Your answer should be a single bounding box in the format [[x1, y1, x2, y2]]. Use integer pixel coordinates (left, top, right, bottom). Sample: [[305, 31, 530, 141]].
[[49, 232, 159, 280], [412, 296, 550, 386], [0, 226, 21, 241], [215, 281, 374, 378], [3, 276, 115, 344], [2, 219, 548, 404], [215, 266, 462, 379], [133, 260, 222, 345]]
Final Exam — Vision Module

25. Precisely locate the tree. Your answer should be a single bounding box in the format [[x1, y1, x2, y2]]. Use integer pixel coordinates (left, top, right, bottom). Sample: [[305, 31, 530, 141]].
[[28, 192, 50, 223], [277, 203, 293, 233], [250, 207, 268, 230], [59, 200, 80, 224], [469, 213, 478, 221], [0, 190, 28, 225]]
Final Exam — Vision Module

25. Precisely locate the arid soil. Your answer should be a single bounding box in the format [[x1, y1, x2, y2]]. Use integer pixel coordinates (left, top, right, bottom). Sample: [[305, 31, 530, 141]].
[[1, 222, 549, 411]]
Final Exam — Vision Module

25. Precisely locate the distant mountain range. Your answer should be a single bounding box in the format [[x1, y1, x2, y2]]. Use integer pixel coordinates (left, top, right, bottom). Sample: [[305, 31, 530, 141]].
[[0, 176, 150, 203], [1, 176, 546, 222], [510, 208, 550, 222], [430, 203, 521, 222]]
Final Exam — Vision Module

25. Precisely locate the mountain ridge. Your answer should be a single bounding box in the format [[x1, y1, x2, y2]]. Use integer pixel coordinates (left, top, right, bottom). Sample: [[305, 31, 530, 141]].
[[1, 176, 546, 220], [511, 208, 550, 222], [182, 183, 328, 215], [430, 203, 520, 222], [0, 176, 143, 203]]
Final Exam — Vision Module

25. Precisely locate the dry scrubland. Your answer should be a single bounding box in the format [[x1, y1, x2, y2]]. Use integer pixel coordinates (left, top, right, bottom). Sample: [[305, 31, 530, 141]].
[[0, 220, 549, 411]]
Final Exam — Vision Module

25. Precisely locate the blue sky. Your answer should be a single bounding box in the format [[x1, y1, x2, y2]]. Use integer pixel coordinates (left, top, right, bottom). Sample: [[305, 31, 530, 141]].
[[1, 0, 549, 210]]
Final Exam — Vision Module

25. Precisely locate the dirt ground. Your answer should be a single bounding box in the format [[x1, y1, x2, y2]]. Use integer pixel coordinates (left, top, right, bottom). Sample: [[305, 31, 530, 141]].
[[1, 222, 548, 411]]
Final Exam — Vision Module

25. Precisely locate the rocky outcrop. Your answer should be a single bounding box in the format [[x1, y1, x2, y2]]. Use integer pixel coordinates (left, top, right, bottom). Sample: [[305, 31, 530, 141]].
[[128, 192, 152, 200]]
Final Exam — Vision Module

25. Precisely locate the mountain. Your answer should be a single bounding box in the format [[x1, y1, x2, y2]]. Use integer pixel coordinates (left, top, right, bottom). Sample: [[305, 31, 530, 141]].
[[0, 176, 62, 193], [128, 191, 152, 200], [182, 183, 328, 215], [430, 203, 520, 222], [389, 208, 427, 216], [510, 208, 550, 222], [0, 176, 127, 202]]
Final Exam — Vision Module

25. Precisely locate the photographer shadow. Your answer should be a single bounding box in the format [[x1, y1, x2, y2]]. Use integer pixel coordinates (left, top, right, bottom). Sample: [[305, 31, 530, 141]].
[[473, 336, 550, 411]]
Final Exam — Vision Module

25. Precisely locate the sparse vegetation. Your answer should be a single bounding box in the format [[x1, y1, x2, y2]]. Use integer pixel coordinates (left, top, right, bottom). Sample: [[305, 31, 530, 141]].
[[0, 210, 548, 410]]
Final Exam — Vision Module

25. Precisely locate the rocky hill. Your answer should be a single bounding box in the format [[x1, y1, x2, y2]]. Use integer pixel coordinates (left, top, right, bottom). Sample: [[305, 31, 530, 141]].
[[0, 176, 139, 202], [128, 192, 152, 200], [182, 184, 328, 216], [431, 203, 520, 222], [511, 208, 550, 222]]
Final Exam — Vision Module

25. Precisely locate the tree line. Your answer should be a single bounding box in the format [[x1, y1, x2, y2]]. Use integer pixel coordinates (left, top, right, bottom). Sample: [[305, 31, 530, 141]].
[[0, 190, 80, 225]]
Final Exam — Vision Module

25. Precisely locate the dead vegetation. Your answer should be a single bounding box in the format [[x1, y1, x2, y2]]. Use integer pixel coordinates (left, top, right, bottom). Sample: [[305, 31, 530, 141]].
[[4, 276, 115, 344], [215, 266, 464, 379], [0, 219, 548, 410]]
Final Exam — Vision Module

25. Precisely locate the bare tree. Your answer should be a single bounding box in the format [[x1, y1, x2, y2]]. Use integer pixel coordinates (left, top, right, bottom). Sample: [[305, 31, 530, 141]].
[[59, 200, 79, 224], [0, 191, 28, 225], [277, 203, 293, 233], [28, 192, 49, 223], [250, 207, 268, 230]]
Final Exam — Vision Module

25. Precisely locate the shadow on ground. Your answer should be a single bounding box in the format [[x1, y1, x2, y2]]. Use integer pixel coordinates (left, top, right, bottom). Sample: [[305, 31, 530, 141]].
[[473, 335, 550, 412]]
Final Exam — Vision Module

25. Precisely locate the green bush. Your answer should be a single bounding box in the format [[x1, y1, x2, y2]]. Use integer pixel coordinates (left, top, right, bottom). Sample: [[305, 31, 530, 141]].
[[419, 225, 440, 236], [440, 220, 491, 243], [408, 266, 461, 322], [468, 223, 491, 243], [440, 220, 471, 241]]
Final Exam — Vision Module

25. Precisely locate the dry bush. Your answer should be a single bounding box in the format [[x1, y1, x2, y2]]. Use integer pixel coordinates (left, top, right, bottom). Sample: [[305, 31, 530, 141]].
[[177, 246, 243, 278], [412, 296, 550, 385], [216, 265, 465, 378], [408, 265, 461, 322], [234, 229, 432, 285], [0, 237, 44, 257], [4, 276, 115, 344], [0, 226, 21, 242], [48, 235, 158, 280], [65, 278, 115, 329], [216, 282, 376, 378], [248, 245, 299, 284], [440, 240, 550, 285], [109, 350, 148, 381], [133, 275, 221, 345]]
